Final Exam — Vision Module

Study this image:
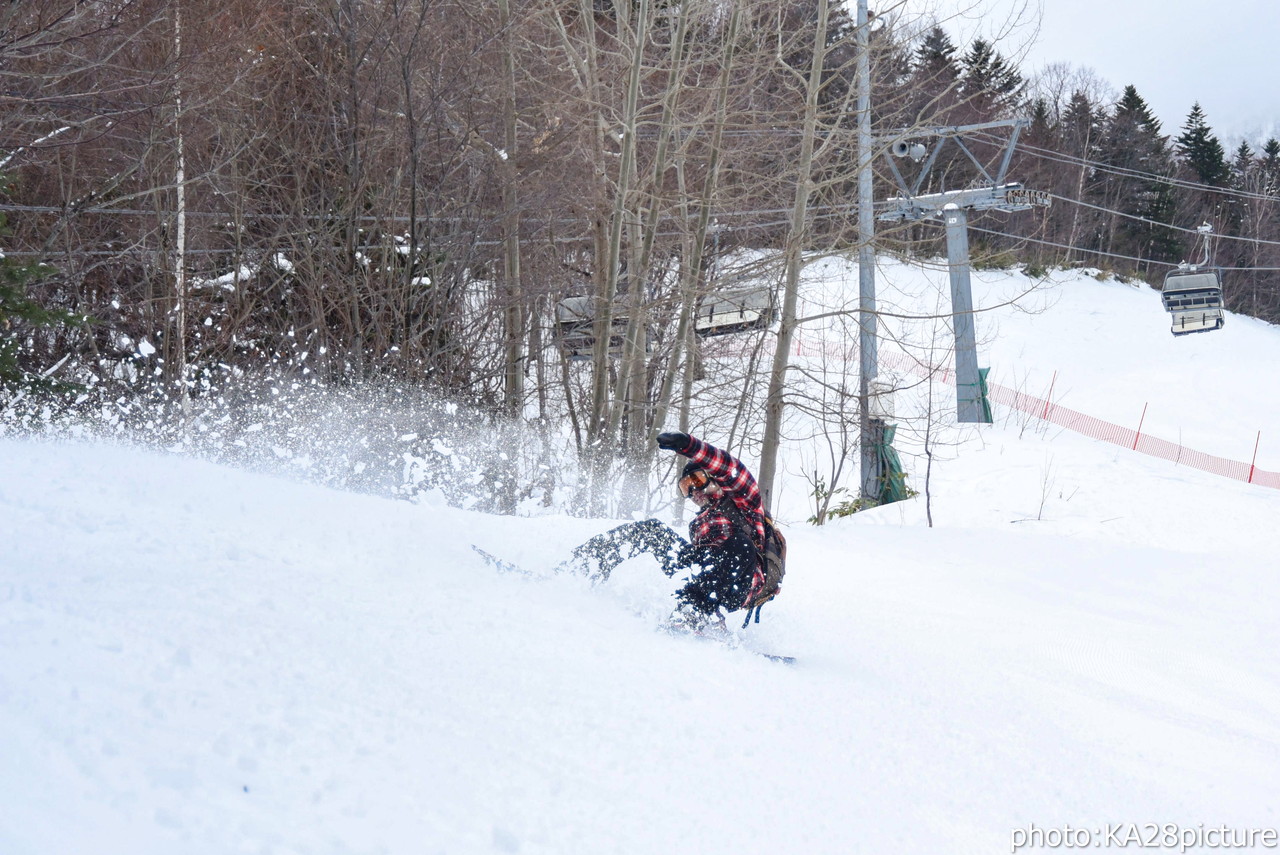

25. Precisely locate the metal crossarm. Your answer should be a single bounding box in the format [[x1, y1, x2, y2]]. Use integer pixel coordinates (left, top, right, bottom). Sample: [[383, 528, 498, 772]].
[[879, 183, 1048, 222], [878, 118, 1034, 212]]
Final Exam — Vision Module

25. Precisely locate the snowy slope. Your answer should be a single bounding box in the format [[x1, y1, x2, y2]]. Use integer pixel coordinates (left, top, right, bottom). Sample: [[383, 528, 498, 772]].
[[3, 260, 1280, 855]]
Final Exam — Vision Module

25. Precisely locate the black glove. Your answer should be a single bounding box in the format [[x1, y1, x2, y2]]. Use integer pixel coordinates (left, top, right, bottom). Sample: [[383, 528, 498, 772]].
[[656, 431, 691, 453]]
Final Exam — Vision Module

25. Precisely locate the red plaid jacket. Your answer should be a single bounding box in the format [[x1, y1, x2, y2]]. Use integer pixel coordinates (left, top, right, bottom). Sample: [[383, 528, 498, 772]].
[[683, 436, 766, 553]]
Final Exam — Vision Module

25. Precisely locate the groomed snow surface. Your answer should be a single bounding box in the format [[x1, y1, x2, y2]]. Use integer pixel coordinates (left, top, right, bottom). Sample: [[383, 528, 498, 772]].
[[4, 260, 1280, 854]]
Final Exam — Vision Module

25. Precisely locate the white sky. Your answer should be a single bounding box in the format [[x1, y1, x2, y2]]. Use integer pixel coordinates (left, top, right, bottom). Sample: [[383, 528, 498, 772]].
[[907, 0, 1279, 143]]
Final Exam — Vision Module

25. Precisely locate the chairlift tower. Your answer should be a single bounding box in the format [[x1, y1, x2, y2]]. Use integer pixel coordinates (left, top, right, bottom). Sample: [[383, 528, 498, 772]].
[[878, 119, 1049, 422]]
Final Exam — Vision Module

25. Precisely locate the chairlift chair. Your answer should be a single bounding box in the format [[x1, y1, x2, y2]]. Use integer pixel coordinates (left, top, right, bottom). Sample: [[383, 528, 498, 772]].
[[1160, 268, 1224, 336], [694, 286, 774, 337], [554, 296, 629, 360]]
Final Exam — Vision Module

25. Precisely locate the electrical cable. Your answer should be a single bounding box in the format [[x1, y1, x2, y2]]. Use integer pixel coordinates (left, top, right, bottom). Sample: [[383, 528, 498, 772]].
[[1043, 193, 1280, 250], [5, 153, 1280, 273], [971, 130, 1280, 205], [958, 222, 1280, 272]]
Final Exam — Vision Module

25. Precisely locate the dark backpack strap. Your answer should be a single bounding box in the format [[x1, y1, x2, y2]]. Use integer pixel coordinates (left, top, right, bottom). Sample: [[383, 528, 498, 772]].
[[717, 499, 765, 559], [718, 500, 775, 622]]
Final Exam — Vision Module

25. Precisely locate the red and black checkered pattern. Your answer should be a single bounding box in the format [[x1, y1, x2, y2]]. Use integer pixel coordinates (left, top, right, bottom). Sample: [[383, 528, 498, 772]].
[[682, 436, 766, 552]]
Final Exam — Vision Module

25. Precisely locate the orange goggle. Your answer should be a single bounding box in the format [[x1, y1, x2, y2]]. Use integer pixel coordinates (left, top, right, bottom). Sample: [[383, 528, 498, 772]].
[[677, 468, 716, 499]]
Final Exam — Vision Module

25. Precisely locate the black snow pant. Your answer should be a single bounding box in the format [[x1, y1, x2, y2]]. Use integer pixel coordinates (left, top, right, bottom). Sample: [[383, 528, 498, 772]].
[[562, 519, 751, 616]]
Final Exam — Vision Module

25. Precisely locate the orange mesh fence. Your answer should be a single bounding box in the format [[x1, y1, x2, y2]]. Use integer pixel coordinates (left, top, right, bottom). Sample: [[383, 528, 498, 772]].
[[786, 333, 1278, 491]]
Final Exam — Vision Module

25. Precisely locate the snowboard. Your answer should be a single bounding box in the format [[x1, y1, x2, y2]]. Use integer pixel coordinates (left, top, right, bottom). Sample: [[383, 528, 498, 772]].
[[470, 545, 533, 577], [661, 622, 795, 665], [473, 544, 794, 664]]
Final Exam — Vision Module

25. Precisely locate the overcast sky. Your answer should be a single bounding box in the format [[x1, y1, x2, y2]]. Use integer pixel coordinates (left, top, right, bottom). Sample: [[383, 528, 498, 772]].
[[910, 0, 1278, 144]]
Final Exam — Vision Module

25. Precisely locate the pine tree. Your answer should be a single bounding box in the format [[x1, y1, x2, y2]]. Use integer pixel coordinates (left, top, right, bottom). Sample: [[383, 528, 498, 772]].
[[1233, 141, 1254, 169], [914, 26, 958, 81], [1059, 90, 1104, 160], [1217, 141, 1256, 238], [1026, 97, 1054, 143], [1011, 97, 1058, 268], [1261, 138, 1280, 193], [1231, 141, 1256, 193], [904, 25, 964, 186], [1176, 103, 1231, 187], [1093, 85, 1181, 265], [1054, 90, 1107, 262], [0, 204, 82, 398], [1172, 103, 1237, 247], [958, 38, 1023, 115]]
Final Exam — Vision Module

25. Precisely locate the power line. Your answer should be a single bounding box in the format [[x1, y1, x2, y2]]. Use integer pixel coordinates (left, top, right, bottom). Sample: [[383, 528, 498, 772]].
[[1047, 193, 1280, 250], [961, 222, 1280, 273], [0, 200, 811, 226], [6, 178, 1280, 273], [976, 132, 1280, 205]]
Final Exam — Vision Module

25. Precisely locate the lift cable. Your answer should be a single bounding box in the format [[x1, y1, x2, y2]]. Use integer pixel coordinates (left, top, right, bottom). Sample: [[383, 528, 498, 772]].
[[971, 131, 1280, 205]]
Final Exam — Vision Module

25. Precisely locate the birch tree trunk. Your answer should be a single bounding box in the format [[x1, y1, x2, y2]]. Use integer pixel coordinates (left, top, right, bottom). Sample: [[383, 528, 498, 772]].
[[498, 0, 525, 417], [580, 0, 650, 514], [614, 0, 696, 515], [756, 0, 831, 512], [651, 0, 742, 437], [172, 0, 190, 416]]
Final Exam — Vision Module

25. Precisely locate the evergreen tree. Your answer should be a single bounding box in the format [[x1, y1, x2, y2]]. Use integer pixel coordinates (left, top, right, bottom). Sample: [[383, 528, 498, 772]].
[[1232, 141, 1254, 170], [0, 194, 82, 398], [775, 0, 859, 110], [1051, 90, 1108, 261], [1013, 97, 1058, 268], [1219, 141, 1256, 238], [908, 26, 960, 114], [1231, 141, 1256, 192], [958, 38, 1023, 116], [1176, 103, 1231, 187], [1059, 90, 1105, 160], [0, 252, 74, 396], [1093, 85, 1181, 265], [1172, 104, 1237, 244], [904, 25, 965, 189], [1221, 141, 1262, 284], [868, 19, 917, 131], [1261, 138, 1280, 193], [914, 26, 958, 82], [1026, 97, 1055, 145]]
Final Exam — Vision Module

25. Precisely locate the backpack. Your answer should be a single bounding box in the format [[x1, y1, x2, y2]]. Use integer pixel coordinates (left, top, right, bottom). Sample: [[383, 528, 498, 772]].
[[722, 501, 787, 625]]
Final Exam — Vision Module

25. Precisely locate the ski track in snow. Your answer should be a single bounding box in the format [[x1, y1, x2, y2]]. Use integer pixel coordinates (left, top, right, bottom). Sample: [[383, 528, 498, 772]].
[[4, 261, 1280, 854]]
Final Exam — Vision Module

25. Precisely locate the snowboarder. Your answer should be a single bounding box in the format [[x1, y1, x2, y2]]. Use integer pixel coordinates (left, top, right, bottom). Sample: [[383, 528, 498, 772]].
[[562, 431, 770, 631]]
